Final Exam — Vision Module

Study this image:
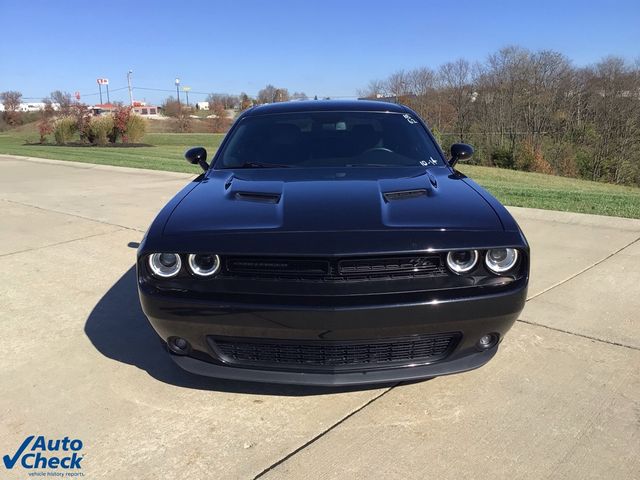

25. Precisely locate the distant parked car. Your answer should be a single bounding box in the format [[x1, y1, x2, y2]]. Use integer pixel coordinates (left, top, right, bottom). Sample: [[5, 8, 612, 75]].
[[137, 100, 529, 386]]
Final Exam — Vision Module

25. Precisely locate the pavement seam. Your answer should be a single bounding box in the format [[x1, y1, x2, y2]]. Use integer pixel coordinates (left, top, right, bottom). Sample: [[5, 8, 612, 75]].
[[525, 235, 640, 303], [0, 197, 145, 233], [252, 385, 396, 479], [516, 319, 639, 351], [515, 234, 640, 351], [0, 228, 127, 258]]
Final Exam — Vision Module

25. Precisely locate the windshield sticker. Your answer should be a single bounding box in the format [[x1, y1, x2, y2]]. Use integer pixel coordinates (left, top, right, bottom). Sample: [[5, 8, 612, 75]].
[[420, 157, 438, 167], [403, 114, 418, 124]]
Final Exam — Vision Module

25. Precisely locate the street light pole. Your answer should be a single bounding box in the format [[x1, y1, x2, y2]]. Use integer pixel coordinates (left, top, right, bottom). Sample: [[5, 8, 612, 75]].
[[175, 78, 181, 106], [127, 70, 134, 106]]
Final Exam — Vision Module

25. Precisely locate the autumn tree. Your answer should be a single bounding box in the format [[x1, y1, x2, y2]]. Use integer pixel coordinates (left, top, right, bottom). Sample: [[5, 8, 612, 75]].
[[0, 90, 22, 126], [239, 92, 253, 110]]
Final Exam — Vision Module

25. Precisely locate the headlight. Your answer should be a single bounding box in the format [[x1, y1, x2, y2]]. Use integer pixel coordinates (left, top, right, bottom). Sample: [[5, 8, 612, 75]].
[[485, 248, 519, 274], [446, 250, 479, 274], [148, 253, 182, 278], [188, 254, 221, 277]]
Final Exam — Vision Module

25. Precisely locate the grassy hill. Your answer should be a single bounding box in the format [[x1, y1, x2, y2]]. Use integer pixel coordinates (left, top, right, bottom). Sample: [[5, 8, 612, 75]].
[[1, 126, 639, 219]]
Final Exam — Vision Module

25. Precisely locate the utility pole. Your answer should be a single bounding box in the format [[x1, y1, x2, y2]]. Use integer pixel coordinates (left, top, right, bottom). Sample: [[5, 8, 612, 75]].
[[127, 70, 134, 106]]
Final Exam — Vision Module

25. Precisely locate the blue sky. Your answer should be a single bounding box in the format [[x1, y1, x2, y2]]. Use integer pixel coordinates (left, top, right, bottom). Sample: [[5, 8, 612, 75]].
[[1, 0, 639, 105]]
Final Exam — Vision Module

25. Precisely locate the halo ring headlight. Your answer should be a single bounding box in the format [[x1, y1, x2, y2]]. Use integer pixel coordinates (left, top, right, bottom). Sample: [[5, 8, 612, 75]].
[[188, 254, 221, 277], [148, 253, 182, 278], [446, 250, 479, 274], [485, 248, 519, 274]]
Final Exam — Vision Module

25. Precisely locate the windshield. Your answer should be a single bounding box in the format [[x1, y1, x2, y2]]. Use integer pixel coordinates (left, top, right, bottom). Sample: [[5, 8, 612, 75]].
[[215, 111, 444, 169]]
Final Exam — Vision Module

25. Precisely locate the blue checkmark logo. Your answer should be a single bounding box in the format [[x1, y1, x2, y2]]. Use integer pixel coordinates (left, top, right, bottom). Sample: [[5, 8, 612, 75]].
[[3, 435, 34, 469]]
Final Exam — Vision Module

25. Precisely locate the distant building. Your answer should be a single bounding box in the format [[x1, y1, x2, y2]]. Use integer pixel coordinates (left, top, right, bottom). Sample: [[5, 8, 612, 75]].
[[196, 102, 209, 110], [0, 102, 60, 112], [90, 102, 159, 116]]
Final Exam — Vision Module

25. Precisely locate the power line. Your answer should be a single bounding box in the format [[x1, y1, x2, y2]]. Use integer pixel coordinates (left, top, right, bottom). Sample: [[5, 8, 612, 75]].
[[19, 86, 358, 102]]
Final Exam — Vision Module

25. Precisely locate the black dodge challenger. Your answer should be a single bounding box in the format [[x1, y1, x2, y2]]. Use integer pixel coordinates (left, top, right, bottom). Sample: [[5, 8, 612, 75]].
[[137, 100, 528, 386]]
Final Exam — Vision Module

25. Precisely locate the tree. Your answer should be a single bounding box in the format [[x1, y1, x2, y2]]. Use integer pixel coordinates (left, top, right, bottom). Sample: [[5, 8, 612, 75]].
[[206, 93, 238, 110], [273, 88, 290, 102], [257, 84, 277, 104], [161, 96, 181, 117], [438, 59, 474, 141], [291, 91, 308, 100], [0, 90, 22, 126], [386, 70, 410, 102], [358, 45, 640, 186], [257, 85, 290, 104], [50, 90, 72, 115], [357, 79, 385, 99], [239, 92, 253, 110], [210, 102, 229, 132], [37, 98, 55, 143]]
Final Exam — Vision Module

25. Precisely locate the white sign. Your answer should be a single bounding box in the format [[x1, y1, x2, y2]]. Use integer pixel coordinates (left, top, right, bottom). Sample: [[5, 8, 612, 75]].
[[97, 78, 109, 85]]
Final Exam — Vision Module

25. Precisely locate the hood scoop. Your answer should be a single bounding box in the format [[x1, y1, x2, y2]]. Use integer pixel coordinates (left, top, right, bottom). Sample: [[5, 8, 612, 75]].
[[226, 177, 284, 204], [383, 189, 428, 202], [234, 191, 281, 204]]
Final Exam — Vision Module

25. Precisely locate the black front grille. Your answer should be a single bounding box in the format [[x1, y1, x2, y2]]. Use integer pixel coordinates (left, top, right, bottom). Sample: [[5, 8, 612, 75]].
[[209, 333, 461, 372], [225, 255, 448, 281]]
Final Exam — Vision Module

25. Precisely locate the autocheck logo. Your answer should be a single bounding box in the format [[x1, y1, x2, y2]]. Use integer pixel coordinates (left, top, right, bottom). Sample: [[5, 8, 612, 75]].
[[3, 436, 84, 472]]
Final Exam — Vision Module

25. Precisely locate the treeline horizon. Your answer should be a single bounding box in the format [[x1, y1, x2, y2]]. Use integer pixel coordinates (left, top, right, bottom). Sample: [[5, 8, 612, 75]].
[[359, 46, 640, 187]]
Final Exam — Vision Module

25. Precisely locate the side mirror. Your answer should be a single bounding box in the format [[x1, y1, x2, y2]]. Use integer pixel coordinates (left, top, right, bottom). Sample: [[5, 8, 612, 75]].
[[185, 147, 209, 171], [449, 143, 474, 168]]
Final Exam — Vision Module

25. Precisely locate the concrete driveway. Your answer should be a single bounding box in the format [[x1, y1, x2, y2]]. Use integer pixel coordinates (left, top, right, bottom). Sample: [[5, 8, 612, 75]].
[[1, 154, 639, 479]]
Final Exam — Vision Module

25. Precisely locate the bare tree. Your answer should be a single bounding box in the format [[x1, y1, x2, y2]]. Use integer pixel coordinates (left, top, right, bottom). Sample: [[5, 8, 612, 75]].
[[358, 79, 385, 98], [0, 90, 22, 125], [257, 85, 277, 104], [50, 90, 73, 115], [439, 59, 474, 141], [358, 46, 640, 186]]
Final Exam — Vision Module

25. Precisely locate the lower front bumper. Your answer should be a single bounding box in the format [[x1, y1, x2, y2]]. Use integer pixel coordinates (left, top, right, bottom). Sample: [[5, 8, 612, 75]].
[[171, 344, 498, 386], [139, 282, 526, 386]]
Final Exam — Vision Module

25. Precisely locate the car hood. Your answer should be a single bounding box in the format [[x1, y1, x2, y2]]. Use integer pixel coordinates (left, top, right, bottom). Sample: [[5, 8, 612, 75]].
[[163, 166, 503, 235]]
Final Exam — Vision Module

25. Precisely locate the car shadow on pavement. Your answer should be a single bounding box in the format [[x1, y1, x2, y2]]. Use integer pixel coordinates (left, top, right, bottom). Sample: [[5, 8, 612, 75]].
[[84, 266, 394, 396]]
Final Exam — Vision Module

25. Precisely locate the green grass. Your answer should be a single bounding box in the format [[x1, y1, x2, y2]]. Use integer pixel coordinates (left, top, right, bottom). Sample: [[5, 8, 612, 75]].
[[0, 128, 224, 173], [458, 164, 640, 219], [1, 127, 639, 218]]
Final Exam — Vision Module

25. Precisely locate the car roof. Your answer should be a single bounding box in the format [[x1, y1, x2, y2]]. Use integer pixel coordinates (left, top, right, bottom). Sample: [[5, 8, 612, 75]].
[[245, 99, 408, 116]]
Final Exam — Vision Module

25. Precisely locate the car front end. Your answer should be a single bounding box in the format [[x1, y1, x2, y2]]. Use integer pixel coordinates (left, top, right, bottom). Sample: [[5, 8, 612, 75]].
[[137, 100, 529, 386], [137, 227, 528, 386]]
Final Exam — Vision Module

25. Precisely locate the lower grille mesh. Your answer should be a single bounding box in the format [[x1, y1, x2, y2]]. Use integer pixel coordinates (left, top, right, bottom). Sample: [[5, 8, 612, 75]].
[[209, 333, 460, 371]]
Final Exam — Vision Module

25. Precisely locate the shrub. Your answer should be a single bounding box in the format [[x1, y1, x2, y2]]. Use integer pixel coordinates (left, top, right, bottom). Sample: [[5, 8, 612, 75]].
[[89, 115, 114, 145], [514, 142, 535, 171], [172, 115, 192, 133], [112, 105, 132, 142], [53, 117, 77, 144], [71, 104, 92, 143], [38, 119, 53, 143], [125, 114, 146, 143], [490, 147, 514, 169]]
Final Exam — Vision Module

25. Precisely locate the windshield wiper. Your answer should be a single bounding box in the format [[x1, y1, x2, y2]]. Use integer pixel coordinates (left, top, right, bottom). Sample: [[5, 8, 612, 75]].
[[236, 162, 291, 169]]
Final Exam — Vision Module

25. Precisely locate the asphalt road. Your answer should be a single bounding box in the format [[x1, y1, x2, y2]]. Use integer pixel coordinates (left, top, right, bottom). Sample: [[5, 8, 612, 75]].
[[1, 154, 639, 479]]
